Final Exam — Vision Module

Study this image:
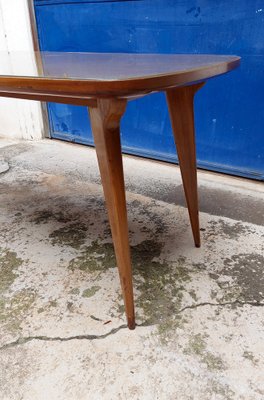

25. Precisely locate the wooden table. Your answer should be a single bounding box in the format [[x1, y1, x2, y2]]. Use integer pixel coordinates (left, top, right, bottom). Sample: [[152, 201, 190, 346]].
[[0, 52, 240, 329]]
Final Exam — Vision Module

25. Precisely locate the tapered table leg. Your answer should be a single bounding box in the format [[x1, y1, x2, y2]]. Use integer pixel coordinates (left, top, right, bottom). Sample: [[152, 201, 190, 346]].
[[89, 98, 135, 329], [166, 83, 205, 248]]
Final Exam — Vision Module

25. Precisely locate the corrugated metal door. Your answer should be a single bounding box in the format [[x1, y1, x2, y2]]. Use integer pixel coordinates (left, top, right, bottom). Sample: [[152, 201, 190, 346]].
[[34, 0, 264, 180]]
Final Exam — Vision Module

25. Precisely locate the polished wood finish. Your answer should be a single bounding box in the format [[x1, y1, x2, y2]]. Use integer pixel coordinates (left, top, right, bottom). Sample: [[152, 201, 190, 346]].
[[0, 89, 97, 107], [0, 52, 240, 98], [166, 83, 204, 247], [0, 52, 240, 328], [89, 99, 135, 329]]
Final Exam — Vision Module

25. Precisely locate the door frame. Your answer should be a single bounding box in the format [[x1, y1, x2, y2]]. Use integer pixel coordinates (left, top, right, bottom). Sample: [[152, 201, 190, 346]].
[[27, 0, 50, 138]]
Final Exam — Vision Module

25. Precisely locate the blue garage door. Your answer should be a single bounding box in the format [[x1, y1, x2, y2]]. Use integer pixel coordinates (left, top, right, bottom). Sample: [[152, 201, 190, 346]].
[[34, 0, 264, 180]]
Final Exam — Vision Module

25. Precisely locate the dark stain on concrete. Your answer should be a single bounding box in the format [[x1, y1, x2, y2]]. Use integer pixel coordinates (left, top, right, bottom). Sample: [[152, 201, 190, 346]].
[[0, 143, 32, 162], [49, 222, 87, 249], [68, 241, 116, 273], [32, 210, 72, 225], [203, 219, 255, 242], [128, 178, 264, 227], [221, 253, 264, 303], [130, 200, 168, 237], [243, 350, 259, 365], [217, 219, 255, 239]]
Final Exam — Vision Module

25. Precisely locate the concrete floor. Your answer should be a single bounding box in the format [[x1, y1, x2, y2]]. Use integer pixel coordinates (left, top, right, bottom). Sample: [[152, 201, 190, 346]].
[[0, 138, 263, 400]]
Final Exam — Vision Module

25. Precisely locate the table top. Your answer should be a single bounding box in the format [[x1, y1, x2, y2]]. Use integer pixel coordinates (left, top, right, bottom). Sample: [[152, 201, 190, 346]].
[[0, 52, 240, 97]]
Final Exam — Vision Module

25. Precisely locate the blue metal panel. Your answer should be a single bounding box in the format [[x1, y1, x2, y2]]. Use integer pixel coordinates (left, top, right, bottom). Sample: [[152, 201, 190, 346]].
[[34, 0, 264, 180]]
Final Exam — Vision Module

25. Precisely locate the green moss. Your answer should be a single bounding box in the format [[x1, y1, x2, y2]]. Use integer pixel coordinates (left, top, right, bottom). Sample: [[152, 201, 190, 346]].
[[0, 298, 6, 322], [208, 380, 235, 400], [0, 249, 23, 293], [157, 315, 188, 343], [82, 286, 101, 298], [49, 222, 87, 249], [69, 238, 195, 338], [131, 241, 191, 328], [36, 300, 58, 314], [69, 241, 116, 273], [185, 334, 225, 371], [204, 353, 225, 371], [0, 289, 36, 333], [49, 300, 58, 308], [70, 288, 80, 295], [0, 248, 37, 333], [243, 350, 259, 365], [116, 303, 125, 316], [187, 333, 206, 354]]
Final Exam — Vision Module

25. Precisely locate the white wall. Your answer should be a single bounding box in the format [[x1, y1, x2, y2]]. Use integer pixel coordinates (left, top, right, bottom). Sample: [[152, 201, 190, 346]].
[[0, 0, 44, 140]]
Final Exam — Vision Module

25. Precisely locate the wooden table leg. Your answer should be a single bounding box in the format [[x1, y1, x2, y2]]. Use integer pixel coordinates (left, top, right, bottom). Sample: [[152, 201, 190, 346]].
[[166, 83, 205, 248], [89, 98, 135, 329]]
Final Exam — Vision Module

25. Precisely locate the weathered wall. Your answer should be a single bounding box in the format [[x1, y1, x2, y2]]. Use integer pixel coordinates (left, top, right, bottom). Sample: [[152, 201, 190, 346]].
[[0, 0, 43, 140]]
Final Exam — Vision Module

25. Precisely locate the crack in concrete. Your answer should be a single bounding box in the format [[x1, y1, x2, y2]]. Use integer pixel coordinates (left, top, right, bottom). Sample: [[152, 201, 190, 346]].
[[178, 299, 264, 313], [0, 300, 263, 351], [0, 324, 127, 351], [137, 299, 264, 327]]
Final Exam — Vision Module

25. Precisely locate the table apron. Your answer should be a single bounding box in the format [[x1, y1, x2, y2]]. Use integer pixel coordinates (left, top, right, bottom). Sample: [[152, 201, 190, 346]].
[[0, 89, 98, 107]]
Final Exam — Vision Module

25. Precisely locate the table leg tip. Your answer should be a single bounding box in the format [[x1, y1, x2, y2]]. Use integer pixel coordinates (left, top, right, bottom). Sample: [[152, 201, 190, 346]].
[[127, 318, 136, 330]]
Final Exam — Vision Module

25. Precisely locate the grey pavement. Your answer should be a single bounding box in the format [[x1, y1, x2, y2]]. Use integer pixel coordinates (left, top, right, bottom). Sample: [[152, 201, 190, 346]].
[[0, 138, 263, 400]]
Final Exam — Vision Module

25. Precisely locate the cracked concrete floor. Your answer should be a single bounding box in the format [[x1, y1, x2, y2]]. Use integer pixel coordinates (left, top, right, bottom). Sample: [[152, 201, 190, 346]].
[[0, 138, 263, 400]]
